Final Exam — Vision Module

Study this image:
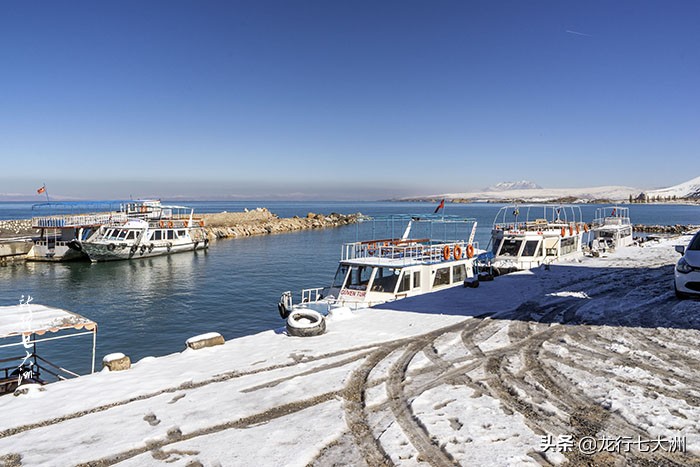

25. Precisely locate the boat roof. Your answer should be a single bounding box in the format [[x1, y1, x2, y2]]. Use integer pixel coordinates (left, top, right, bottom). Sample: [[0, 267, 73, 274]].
[[0, 304, 97, 339]]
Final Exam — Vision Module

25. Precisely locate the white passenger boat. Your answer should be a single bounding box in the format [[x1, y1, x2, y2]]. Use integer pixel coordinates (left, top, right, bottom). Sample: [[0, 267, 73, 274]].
[[488, 205, 587, 273], [590, 206, 633, 251], [77, 201, 208, 262], [279, 215, 482, 334]]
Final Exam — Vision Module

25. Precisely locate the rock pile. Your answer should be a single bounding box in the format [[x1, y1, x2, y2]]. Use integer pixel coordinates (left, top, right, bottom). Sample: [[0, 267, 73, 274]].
[[202, 208, 360, 240], [0, 219, 36, 238], [633, 224, 700, 234]]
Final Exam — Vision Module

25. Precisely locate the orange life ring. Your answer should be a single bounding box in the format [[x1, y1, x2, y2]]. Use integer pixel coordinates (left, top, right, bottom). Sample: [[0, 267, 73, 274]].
[[368, 242, 376, 256], [561, 227, 566, 237], [168, 221, 173, 228], [576, 224, 580, 234], [466, 244, 475, 259], [569, 225, 574, 236], [442, 245, 450, 261], [453, 245, 463, 260], [159, 220, 165, 228], [583, 224, 589, 233], [199, 220, 205, 227]]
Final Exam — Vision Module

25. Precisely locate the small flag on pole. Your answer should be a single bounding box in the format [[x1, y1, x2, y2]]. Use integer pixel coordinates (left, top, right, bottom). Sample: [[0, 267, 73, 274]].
[[434, 199, 445, 214], [37, 185, 46, 194]]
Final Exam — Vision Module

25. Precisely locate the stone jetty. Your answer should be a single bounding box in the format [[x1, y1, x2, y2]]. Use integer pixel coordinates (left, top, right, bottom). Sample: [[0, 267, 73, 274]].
[[633, 224, 699, 234], [0, 219, 35, 239], [202, 208, 359, 240]]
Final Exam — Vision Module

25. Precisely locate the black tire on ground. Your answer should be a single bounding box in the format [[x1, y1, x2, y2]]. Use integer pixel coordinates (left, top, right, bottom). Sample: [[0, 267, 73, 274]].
[[464, 280, 479, 288], [286, 310, 326, 337], [278, 302, 290, 319]]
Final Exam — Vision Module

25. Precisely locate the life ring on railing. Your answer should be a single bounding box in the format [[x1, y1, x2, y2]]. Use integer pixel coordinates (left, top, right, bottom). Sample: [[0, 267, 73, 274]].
[[466, 244, 475, 259], [368, 242, 376, 255], [159, 220, 165, 228], [168, 221, 173, 228], [199, 220, 205, 227], [583, 224, 589, 233], [576, 224, 580, 234], [453, 245, 463, 260], [569, 225, 574, 236], [442, 245, 450, 261], [561, 227, 566, 237]]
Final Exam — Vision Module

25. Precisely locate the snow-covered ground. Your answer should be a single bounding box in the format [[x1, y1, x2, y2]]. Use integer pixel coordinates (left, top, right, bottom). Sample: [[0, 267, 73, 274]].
[[646, 175, 700, 199], [405, 185, 641, 203], [1, 236, 700, 466]]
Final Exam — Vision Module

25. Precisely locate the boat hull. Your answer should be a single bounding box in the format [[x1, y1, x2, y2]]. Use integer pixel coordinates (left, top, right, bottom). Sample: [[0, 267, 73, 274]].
[[81, 239, 208, 262]]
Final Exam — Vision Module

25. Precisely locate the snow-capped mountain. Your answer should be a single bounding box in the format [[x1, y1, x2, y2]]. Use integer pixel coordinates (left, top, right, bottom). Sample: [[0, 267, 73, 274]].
[[485, 180, 542, 191], [645, 176, 700, 199]]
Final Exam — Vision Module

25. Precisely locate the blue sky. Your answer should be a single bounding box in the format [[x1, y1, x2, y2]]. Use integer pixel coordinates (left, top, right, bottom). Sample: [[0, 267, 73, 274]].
[[1, 1, 698, 200]]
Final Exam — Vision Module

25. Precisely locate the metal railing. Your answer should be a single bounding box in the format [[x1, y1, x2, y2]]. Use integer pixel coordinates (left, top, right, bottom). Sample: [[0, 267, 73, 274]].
[[32, 213, 127, 228], [341, 239, 478, 264]]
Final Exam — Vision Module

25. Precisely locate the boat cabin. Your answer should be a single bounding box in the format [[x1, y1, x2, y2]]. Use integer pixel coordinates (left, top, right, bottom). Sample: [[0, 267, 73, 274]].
[[489, 205, 586, 272], [590, 206, 633, 250]]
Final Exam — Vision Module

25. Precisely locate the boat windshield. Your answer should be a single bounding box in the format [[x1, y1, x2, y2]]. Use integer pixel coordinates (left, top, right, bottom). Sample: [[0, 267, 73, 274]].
[[332, 265, 350, 288], [344, 266, 373, 291], [369, 267, 401, 293], [499, 239, 522, 257]]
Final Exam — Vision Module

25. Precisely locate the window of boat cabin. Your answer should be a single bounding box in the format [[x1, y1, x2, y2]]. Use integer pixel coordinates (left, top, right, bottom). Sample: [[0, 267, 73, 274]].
[[372, 268, 400, 293], [413, 271, 421, 289], [125, 231, 136, 240], [521, 240, 540, 257], [152, 230, 162, 241], [433, 267, 450, 287], [397, 271, 411, 293], [492, 239, 502, 255], [166, 230, 175, 240], [498, 239, 522, 257], [560, 237, 576, 255], [332, 265, 350, 288], [452, 265, 466, 283], [347, 266, 372, 290], [177, 230, 186, 237], [117, 230, 128, 239]]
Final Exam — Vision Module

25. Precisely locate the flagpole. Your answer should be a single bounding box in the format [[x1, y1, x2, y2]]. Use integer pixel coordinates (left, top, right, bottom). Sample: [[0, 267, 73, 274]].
[[42, 183, 50, 203]]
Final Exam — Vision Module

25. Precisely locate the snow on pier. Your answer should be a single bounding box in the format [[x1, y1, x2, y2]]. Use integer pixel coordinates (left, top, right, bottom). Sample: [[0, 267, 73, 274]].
[[1, 235, 699, 465]]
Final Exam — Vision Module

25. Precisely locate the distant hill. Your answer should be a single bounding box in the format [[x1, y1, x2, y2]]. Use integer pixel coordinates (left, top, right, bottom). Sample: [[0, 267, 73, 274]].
[[485, 180, 542, 191], [644, 175, 700, 199]]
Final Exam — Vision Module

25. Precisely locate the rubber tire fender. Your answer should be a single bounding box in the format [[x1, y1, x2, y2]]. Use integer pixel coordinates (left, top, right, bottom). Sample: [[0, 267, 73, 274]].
[[286, 310, 326, 337]]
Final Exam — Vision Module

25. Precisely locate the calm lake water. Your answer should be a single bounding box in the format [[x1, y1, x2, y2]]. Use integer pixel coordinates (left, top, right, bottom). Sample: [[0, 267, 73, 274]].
[[0, 201, 698, 375]]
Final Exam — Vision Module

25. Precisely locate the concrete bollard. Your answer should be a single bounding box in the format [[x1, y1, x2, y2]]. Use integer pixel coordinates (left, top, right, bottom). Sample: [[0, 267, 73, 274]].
[[103, 352, 131, 371], [186, 332, 225, 350]]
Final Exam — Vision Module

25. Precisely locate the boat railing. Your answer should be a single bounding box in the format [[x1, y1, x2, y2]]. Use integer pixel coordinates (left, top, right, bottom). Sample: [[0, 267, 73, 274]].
[[33, 240, 71, 247], [301, 287, 324, 304], [591, 216, 631, 228], [341, 239, 478, 264], [493, 220, 588, 235], [0, 353, 82, 395], [32, 212, 127, 228]]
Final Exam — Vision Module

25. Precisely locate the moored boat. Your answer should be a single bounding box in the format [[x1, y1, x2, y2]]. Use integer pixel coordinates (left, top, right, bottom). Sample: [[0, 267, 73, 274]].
[[77, 201, 208, 262], [488, 205, 586, 273], [278, 214, 482, 334], [590, 206, 633, 251]]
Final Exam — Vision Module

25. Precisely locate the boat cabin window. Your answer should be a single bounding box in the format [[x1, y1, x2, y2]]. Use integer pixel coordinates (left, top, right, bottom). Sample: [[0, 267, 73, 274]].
[[332, 265, 350, 288], [433, 267, 450, 287], [599, 231, 615, 239], [104, 229, 114, 239], [452, 265, 466, 283], [498, 239, 522, 257], [346, 266, 373, 291], [117, 230, 128, 239], [492, 239, 502, 255], [397, 272, 411, 293], [166, 230, 175, 240], [125, 231, 136, 240], [413, 271, 421, 289], [177, 230, 186, 237], [152, 231, 162, 241], [371, 268, 400, 293], [521, 240, 540, 257], [561, 237, 576, 255]]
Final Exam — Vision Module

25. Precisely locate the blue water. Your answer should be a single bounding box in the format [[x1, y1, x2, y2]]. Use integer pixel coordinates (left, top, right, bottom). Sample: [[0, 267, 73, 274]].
[[0, 201, 698, 376]]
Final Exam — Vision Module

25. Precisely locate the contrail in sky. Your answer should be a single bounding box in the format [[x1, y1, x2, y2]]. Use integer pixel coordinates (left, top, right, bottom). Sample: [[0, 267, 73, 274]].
[[566, 29, 592, 37]]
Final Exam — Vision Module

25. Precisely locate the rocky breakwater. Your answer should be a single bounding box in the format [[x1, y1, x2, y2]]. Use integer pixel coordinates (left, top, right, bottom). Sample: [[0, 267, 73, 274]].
[[634, 224, 700, 234], [202, 208, 359, 240], [0, 219, 36, 239]]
